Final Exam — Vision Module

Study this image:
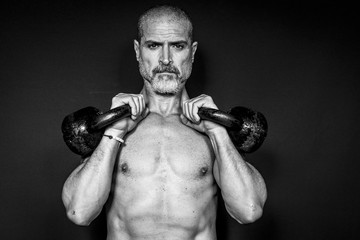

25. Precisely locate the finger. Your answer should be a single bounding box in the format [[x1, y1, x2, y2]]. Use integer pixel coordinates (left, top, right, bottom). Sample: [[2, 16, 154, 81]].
[[139, 94, 146, 115], [132, 95, 141, 119], [135, 107, 150, 125], [190, 98, 204, 123], [124, 97, 137, 120], [186, 98, 200, 124], [111, 93, 126, 109], [136, 94, 146, 119], [141, 107, 150, 118], [186, 99, 196, 123], [192, 103, 202, 123], [180, 113, 199, 130], [182, 99, 191, 122], [180, 114, 190, 126]]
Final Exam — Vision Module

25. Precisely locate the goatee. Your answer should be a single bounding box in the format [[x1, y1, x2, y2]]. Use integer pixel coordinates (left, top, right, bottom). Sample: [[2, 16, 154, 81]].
[[152, 73, 180, 95]]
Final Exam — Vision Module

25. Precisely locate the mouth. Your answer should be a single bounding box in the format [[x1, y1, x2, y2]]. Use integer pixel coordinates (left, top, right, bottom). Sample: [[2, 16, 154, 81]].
[[156, 72, 177, 81], [157, 72, 176, 75], [155, 71, 179, 80]]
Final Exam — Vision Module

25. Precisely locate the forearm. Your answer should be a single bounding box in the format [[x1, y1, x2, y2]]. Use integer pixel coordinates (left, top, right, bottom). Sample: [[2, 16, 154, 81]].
[[208, 127, 267, 223], [62, 129, 125, 225]]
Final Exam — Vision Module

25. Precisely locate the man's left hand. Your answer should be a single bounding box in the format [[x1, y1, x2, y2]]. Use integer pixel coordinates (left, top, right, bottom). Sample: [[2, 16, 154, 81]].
[[180, 94, 224, 134]]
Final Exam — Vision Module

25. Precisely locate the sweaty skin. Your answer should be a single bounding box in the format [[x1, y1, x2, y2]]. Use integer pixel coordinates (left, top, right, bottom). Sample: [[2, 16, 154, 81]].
[[106, 111, 218, 240]]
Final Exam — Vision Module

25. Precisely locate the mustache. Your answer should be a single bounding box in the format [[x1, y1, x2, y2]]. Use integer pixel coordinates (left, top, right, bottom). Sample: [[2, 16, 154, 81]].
[[152, 65, 180, 75]]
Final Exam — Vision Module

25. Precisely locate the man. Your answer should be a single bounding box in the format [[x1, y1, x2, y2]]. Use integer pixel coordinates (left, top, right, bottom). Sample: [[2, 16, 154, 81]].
[[62, 5, 267, 240]]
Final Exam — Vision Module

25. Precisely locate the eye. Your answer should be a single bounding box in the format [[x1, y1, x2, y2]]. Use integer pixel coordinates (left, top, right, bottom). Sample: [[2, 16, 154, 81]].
[[173, 44, 185, 50], [147, 43, 159, 49]]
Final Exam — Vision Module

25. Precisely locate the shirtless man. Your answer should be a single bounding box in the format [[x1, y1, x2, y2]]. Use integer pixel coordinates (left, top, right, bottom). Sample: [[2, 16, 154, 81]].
[[62, 5, 267, 240]]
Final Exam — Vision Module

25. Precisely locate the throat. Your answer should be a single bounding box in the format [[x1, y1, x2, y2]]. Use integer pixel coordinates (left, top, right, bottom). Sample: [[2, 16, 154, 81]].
[[146, 93, 182, 116], [151, 103, 181, 116]]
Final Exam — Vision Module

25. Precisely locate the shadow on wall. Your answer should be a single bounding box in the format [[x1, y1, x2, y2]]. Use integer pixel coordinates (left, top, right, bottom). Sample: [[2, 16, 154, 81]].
[[89, 210, 107, 239], [186, 49, 208, 97]]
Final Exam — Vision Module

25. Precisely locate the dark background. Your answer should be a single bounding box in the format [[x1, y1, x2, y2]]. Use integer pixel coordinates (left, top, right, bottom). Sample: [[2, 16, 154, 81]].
[[1, 0, 359, 239]]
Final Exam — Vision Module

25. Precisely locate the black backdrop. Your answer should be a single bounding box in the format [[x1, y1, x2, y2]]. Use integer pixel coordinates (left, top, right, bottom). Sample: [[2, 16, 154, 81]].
[[1, 1, 359, 239]]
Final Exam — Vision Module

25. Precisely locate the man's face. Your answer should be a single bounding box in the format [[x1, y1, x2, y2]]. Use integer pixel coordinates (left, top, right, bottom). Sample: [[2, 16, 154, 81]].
[[134, 17, 197, 95]]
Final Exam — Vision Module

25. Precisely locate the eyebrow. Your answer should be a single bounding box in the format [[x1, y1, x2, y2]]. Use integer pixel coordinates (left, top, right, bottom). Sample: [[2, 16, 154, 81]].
[[144, 40, 189, 45]]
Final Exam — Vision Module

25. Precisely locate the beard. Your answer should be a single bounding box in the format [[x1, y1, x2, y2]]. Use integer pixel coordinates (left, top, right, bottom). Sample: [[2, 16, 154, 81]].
[[139, 62, 183, 95], [152, 73, 180, 95]]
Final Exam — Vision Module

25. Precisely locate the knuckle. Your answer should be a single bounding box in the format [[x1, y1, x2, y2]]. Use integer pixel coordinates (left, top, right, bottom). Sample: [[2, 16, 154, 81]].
[[204, 95, 212, 101], [111, 96, 119, 102], [112, 93, 125, 100]]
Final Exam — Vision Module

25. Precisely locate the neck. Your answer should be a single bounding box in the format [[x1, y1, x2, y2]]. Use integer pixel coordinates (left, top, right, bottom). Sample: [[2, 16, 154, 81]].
[[141, 85, 189, 116]]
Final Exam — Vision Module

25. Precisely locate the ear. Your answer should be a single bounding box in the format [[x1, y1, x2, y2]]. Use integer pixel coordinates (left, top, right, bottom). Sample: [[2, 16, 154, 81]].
[[134, 39, 140, 61], [191, 41, 198, 63]]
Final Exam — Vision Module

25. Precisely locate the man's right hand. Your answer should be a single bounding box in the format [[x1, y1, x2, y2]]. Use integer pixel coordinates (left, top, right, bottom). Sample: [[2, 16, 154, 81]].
[[105, 93, 149, 135]]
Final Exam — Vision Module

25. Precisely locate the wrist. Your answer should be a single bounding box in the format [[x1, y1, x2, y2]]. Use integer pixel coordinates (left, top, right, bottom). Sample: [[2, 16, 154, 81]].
[[104, 128, 127, 139], [206, 126, 227, 138]]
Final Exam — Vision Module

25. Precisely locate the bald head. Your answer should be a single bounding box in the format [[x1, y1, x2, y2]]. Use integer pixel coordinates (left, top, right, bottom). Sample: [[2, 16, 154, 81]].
[[137, 5, 193, 43]]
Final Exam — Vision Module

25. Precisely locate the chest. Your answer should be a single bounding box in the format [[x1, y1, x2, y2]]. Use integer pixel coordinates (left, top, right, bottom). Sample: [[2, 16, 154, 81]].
[[118, 114, 215, 179]]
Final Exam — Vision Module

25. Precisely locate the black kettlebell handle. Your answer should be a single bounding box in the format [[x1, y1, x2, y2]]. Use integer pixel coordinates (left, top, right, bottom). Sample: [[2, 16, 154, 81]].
[[90, 105, 131, 131], [90, 105, 243, 131], [197, 108, 243, 130]]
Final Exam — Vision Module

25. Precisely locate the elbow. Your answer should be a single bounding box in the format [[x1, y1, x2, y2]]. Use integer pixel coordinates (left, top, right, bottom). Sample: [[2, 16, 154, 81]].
[[226, 202, 264, 224], [62, 188, 97, 226], [66, 209, 92, 226], [241, 204, 263, 224]]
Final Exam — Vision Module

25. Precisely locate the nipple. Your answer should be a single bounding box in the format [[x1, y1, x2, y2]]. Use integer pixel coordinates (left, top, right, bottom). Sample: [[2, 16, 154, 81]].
[[120, 163, 129, 173], [200, 166, 208, 176]]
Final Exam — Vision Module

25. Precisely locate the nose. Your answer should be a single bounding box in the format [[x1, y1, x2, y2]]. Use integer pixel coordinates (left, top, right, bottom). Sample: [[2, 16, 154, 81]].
[[159, 45, 173, 65]]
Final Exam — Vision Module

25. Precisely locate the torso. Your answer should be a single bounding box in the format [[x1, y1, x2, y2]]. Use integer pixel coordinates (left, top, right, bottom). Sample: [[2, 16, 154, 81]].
[[105, 112, 218, 240]]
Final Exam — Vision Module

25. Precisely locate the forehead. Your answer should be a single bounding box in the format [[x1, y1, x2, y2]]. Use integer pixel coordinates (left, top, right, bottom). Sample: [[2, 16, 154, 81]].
[[142, 17, 191, 42]]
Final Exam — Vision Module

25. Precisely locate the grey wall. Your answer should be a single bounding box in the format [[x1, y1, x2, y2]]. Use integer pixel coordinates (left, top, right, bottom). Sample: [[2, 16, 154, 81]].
[[1, 1, 359, 239]]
